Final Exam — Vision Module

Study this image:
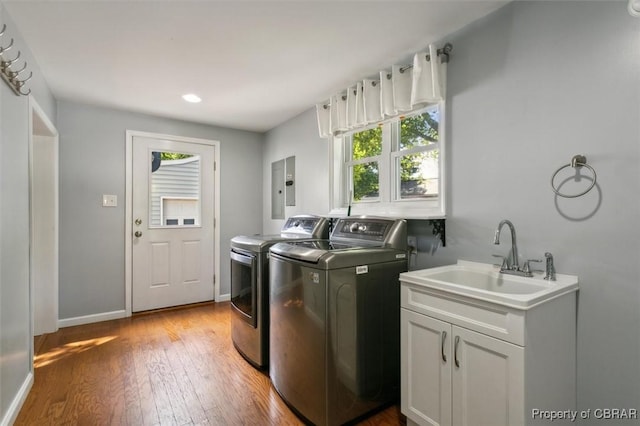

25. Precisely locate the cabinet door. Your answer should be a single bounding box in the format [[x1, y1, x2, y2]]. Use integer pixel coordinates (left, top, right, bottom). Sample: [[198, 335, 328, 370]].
[[401, 308, 452, 426], [451, 326, 524, 426]]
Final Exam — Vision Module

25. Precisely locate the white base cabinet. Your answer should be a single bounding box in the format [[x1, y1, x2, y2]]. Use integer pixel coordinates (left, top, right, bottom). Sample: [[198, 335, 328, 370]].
[[401, 281, 577, 426]]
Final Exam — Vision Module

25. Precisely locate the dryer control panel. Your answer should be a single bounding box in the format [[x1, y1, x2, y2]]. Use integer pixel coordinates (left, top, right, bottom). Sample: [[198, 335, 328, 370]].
[[281, 215, 329, 237]]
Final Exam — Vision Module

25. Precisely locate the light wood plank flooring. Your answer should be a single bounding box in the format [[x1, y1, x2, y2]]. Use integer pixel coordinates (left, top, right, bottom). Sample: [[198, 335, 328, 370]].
[[16, 302, 405, 425]]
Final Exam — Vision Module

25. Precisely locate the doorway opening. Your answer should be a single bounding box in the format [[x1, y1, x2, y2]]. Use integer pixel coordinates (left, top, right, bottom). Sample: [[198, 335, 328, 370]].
[[29, 98, 59, 342]]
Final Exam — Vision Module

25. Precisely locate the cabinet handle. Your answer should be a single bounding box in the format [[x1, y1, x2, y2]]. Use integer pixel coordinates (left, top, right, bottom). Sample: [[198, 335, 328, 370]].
[[454, 336, 460, 368], [441, 331, 447, 363]]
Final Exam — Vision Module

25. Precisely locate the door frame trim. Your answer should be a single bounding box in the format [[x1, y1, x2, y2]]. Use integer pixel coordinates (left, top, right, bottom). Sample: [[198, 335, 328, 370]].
[[28, 95, 59, 361], [125, 130, 221, 316]]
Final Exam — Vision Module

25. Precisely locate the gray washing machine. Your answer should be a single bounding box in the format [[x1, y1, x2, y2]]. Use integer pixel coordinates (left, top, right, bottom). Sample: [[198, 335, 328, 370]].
[[230, 215, 329, 369], [269, 217, 407, 425]]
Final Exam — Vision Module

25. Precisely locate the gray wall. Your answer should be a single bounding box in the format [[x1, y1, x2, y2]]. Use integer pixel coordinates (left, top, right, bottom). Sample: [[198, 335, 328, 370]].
[[437, 2, 640, 418], [0, 4, 56, 423], [263, 107, 330, 234], [263, 2, 640, 422], [57, 101, 263, 320]]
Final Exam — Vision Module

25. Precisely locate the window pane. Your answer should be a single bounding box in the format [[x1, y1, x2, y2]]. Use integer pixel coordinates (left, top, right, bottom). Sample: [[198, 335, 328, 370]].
[[352, 127, 382, 159], [150, 151, 201, 227], [398, 151, 439, 199], [351, 162, 379, 201], [400, 109, 439, 150]]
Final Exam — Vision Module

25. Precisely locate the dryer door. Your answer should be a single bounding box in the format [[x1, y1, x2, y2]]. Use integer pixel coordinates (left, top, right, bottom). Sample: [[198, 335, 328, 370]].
[[230, 249, 257, 327]]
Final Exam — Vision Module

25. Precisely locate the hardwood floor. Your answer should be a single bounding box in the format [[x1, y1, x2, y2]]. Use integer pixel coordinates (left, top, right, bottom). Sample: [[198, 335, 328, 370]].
[[16, 302, 405, 425]]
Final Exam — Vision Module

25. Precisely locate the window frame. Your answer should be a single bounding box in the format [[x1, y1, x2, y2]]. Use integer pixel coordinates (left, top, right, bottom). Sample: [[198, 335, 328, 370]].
[[391, 110, 441, 202], [329, 103, 446, 219]]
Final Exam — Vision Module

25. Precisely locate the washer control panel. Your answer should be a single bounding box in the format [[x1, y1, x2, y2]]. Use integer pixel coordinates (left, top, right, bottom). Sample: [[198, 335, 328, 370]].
[[333, 218, 392, 242]]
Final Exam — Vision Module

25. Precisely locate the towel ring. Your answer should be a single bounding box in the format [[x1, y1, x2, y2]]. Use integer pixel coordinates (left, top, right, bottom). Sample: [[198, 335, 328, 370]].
[[551, 155, 597, 198]]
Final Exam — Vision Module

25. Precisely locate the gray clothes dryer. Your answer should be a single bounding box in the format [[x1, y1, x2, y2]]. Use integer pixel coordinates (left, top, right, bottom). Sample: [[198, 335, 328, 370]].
[[230, 215, 329, 369]]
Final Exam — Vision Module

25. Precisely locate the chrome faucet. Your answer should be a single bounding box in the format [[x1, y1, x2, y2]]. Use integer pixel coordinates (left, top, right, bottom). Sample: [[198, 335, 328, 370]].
[[544, 252, 556, 281], [493, 219, 520, 271], [493, 219, 539, 277]]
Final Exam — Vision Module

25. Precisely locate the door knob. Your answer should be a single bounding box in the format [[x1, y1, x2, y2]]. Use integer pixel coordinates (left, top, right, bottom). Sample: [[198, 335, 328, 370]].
[[135, 218, 142, 226], [134, 231, 143, 238]]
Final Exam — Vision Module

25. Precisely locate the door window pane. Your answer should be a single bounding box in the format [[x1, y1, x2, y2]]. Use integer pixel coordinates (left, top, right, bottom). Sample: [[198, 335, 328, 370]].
[[150, 151, 201, 227]]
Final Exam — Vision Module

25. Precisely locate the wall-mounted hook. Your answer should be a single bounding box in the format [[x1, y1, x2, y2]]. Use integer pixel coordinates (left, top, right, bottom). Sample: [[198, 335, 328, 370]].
[[7, 61, 27, 78], [15, 71, 32, 86], [0, 23, 33, 96], [4, 50, 21, 67], [5, 50, 22, 67], [0, 38, 14, 54]]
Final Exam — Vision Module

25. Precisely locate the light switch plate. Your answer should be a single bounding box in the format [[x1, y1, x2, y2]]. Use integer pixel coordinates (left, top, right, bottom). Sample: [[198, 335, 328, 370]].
[[102, 194, 117, 207]]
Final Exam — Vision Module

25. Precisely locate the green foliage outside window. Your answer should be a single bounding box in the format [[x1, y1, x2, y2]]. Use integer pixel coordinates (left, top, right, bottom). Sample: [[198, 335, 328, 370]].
[[160, 152, 193, 160], [351, 127, 382, 200], [400, 111, 439, 149]]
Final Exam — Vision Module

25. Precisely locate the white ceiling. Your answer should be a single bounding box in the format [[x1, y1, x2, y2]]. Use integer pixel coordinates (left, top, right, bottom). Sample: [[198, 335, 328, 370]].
[[4, 1, 508, 133]]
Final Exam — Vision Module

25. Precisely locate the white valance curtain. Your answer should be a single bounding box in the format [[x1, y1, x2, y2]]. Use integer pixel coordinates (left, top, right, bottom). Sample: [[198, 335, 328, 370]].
[[316, 43, 449, 138]]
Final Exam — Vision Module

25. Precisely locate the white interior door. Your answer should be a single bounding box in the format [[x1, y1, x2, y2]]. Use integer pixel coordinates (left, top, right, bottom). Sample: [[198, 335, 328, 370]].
[[132, 135, 215, 312]]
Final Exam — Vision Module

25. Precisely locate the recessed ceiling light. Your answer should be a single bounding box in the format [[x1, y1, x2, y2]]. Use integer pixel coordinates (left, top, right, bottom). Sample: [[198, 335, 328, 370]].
[[182, 93, 202, 103]]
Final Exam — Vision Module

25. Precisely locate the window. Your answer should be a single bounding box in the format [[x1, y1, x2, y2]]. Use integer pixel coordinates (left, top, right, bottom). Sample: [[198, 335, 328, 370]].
[[395, 110, 440, 200], [346, 126, 382, 201], [330, 104, 445, 218], [149, 152, 201, 227]]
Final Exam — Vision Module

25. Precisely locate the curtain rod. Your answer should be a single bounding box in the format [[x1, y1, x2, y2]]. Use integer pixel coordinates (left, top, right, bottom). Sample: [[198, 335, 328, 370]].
[[398, 42, 453, 74], [320, 42, 452, 108]]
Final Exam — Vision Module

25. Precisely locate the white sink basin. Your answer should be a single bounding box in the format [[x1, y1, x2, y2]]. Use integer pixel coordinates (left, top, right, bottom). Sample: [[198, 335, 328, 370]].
[[400, 260, 579, 309]]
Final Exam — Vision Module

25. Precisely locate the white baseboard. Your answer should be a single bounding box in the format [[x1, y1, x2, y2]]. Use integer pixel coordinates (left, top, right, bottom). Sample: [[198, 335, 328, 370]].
[[58, 300, 231, 329], [1, 371, 33, 426], [58, 310, 127, 328]]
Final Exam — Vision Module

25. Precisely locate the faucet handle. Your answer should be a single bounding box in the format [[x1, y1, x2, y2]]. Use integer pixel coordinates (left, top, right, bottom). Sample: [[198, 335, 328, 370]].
[[544, 252, 556, 281], [492, 254, 509, 270], [522, 259, 542, 275]]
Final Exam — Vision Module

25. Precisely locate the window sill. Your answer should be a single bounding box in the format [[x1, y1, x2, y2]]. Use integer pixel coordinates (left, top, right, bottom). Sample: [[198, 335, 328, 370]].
[[328, 202, 445, 220]]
